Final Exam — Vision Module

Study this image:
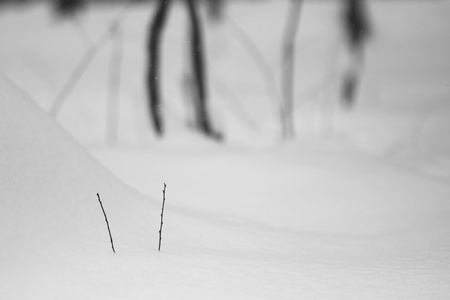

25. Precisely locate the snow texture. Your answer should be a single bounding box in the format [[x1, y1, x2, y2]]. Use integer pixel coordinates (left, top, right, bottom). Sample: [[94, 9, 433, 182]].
[[1, 1, 450, 299]]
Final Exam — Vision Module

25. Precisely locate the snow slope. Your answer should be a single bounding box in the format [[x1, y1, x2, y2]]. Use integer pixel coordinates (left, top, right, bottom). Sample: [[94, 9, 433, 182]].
[[1, 0, 450, 299], [0, 74, 160, 299], [2, 73, 450, 299]]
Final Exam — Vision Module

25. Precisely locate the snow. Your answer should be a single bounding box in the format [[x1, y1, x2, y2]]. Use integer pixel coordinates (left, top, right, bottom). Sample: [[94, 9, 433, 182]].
[[1, 1, 450, 299]]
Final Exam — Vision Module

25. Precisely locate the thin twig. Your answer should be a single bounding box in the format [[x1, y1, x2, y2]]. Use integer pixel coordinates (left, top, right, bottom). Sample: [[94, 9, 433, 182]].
[[96, 193, 116, 253], [158, 183, 167, 251]]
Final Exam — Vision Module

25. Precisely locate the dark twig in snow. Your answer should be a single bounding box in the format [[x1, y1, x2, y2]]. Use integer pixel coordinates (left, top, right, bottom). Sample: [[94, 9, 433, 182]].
[[96, 193, 115, 253], [158, 183, 167, 251]]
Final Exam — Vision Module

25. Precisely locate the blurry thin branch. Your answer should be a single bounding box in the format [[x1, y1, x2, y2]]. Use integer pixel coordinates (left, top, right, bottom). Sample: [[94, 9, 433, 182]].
[[70, 15, 94, 49], [210, 73, 262, 134], [49, 32, 111, 118], [280, 0, 303, 139], [106, 20, 123, 145], [49, 0, 134, 119], [294, 73, 336, 110], [223, 15, 281, 120], [224, 11, 309, 140]]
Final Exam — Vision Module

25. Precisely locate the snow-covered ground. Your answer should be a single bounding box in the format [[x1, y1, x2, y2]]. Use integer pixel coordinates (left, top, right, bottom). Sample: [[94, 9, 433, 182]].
[[1, 1, 450, 299]]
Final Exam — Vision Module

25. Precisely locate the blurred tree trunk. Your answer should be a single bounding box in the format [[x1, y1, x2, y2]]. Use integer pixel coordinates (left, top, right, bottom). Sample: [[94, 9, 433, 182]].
[[53, 0, 85, 17], [147, 0, 220, 139], [53, 0, 90, 48], [184, 0, 221, 140], [147, 0, 172, 135], [341, 0, 372, 107], [280, 0, 302, 140]]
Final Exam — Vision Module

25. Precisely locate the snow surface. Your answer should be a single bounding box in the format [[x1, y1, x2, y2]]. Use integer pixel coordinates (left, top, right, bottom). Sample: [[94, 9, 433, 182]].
[[1, 1, 450, 299]]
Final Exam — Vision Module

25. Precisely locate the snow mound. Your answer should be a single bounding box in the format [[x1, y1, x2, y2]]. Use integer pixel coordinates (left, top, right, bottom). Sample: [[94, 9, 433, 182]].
[[0, 74, 157, 298]]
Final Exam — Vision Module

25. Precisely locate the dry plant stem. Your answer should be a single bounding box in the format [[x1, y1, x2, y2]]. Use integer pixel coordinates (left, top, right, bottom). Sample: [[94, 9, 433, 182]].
[[96, 193, 116, 253], [158, 183, 167, 251]]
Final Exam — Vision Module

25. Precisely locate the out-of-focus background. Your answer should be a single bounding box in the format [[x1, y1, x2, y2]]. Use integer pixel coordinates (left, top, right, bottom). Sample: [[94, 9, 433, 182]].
[[2, 0, 449, 151]]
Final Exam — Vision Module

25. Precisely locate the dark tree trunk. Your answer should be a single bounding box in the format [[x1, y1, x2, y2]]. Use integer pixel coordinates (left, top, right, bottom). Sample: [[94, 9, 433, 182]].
[[343, 0, 371, 50], [54, 0, 85, 17], [147, 0, 220, 139], [147, 0, 172, 136], [183, 0, 221, 140], [341, 0, 371, 107]]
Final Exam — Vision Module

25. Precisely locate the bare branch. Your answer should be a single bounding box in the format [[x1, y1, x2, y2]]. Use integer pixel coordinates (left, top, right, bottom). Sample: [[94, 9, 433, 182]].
[[158, 183, 167, 251], [96, 193, 115, 253]]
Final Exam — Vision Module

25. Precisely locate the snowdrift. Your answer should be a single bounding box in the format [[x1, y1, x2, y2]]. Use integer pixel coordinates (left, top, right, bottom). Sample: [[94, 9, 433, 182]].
[[2, 74, 450, 299], [0, 74, 158, 298]]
